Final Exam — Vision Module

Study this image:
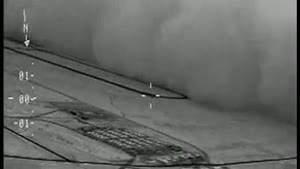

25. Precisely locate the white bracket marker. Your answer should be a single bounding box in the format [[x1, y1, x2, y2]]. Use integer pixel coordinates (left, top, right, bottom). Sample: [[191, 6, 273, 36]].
[[30, 97, 37, 101], [141, 82, 161, 109], [8, 97, 14, 100], [149, 83, 153, 109], [23, 9, 30, 47]]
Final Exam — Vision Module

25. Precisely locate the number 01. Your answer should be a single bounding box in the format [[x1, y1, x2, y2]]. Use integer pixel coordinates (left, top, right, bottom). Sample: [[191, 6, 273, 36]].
[[19, 71, 29, 81], [19, 119, 29, 128]]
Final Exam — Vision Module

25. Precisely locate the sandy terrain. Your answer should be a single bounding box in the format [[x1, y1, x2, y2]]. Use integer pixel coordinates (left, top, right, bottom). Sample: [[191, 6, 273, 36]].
[[4, 39, 296, 169]]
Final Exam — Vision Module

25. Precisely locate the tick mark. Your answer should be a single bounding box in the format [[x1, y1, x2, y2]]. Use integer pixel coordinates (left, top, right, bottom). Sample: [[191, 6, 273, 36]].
[[23, 9, 26, 22], [30, 97, 37, 101]]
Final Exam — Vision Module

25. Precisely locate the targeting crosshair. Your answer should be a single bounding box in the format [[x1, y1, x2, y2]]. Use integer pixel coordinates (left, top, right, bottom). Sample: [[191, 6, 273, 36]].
[[141, 83, 160, 109]]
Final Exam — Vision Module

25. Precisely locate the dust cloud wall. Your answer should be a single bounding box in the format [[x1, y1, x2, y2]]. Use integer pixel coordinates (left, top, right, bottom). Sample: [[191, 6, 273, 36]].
[[4, 0, 297, 123]]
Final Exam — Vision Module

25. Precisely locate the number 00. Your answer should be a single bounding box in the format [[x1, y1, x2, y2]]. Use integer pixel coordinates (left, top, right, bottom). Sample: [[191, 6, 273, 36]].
[[19, 94, 30, 104]]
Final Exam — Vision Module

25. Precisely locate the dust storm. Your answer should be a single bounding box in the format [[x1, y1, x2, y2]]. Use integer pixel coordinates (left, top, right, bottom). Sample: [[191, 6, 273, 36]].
[[4, 0, 297, 123]]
